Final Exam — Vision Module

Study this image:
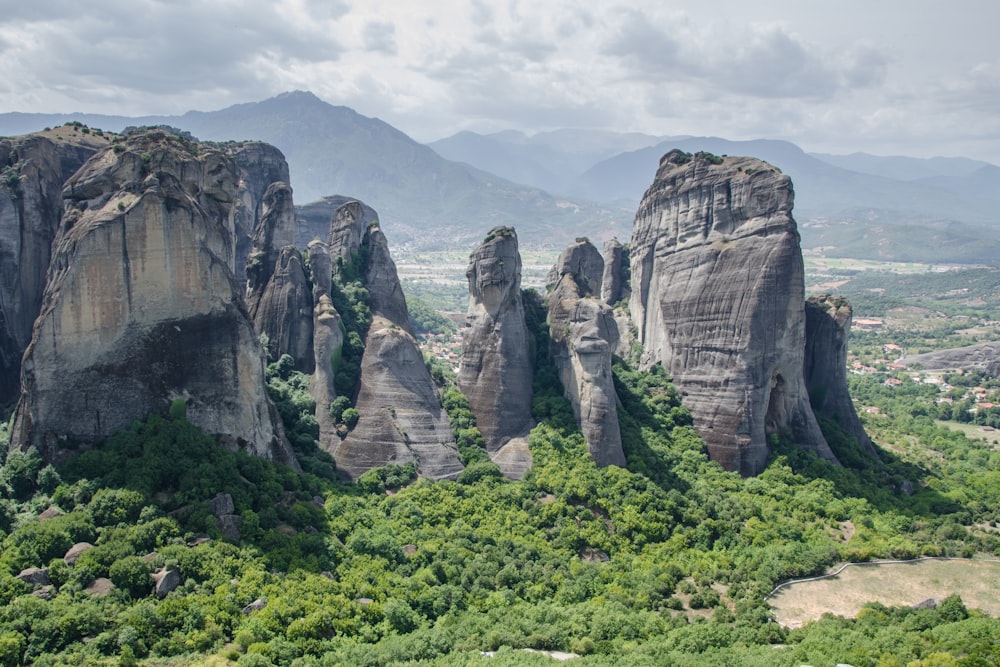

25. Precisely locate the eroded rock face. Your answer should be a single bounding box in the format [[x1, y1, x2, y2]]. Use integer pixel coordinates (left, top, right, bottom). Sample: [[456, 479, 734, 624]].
[[226, 142, 291, 285], [804, 295, 876, 455], [0, 134, 100, 406], [246, 182, 313, 370], [629, 150, 837, 475], [457, 226, 534, 479], [10, 129, 296, 468], [547, 240, 627, 468], [307, 240, 343, 445], [322, 207, 462, 480], [600, 239, 629, 306]]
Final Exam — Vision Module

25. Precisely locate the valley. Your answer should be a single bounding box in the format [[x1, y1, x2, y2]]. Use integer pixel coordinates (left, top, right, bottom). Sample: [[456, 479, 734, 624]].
[[0, 115, 998, 665]]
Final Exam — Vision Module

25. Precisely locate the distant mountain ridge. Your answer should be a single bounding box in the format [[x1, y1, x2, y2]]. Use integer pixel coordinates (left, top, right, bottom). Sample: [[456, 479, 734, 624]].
[[2, 92, 998, 262], [0, 92, 632, 250]]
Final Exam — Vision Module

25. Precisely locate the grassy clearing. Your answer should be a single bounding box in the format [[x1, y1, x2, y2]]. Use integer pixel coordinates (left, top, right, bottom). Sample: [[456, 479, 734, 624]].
[[934, 420, 1000, 447], [770, 559, 1000, 628]]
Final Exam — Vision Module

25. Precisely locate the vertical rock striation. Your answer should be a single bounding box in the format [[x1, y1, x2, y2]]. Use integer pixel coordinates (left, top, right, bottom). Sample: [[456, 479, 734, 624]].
[[226, 142, 291, 286], [307, 239, 342, 446], [804, 295, 877, 456], [547, 240, 627, 468], [10, 129, 296, 468], [457, 226, 534, 479], [245, 182, 313, 370], [322, 203, 462, 480], [0, 133, 100, 406], [600, 238, 629, 306], [629, 150, 837, 475]]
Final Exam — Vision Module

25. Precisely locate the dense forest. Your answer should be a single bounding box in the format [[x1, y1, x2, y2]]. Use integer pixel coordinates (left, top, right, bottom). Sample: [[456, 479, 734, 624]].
[[1, 287, 1000, 666]]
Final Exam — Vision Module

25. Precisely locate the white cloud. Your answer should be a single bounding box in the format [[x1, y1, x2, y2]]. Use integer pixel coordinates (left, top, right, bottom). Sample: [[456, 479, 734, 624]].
[[0, 0, 998, 162]]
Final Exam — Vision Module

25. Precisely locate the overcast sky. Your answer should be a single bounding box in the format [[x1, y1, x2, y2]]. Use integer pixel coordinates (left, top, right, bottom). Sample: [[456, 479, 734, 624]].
[[1, 0, 998, 162]]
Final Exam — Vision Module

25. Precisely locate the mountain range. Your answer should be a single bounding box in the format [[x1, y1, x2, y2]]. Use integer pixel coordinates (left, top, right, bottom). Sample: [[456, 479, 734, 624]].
[[2, 91, 998, 262]]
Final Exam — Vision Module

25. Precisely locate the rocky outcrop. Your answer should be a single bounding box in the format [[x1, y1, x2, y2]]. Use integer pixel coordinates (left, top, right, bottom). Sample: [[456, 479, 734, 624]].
[[629, 150, 837, 475], [600, 239, 629, 306], [0, 133, 102, 406], [899, 341, 1000, 376], [295, 195, 379, 249], [226, 142, 291, 285], [10, 129, 296, 468], [246, 182, 313, 370], [457, 226, 534, 479], [322, 206, 462, 480], [307, 240, 343, 446], [804, 295, 877, 455], [547, 240, 627, 468]]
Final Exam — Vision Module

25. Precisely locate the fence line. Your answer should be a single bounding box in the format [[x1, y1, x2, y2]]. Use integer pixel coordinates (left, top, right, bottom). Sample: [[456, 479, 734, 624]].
[[764, 556, 1000, 601]]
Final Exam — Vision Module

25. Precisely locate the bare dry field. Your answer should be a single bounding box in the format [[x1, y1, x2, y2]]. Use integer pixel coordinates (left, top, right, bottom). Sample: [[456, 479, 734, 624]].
[[769, 559, 1000, 628]]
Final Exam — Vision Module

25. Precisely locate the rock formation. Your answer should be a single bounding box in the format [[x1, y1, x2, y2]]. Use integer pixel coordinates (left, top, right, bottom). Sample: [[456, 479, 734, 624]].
[[457, 226, 534, 479], [245, 182, 313, 370], [629, 150, 838, 475], [226, 142, 291, 285], [307, 239, 343, 446], [600, 239, 629, 306], [0, 132, 102, 406], [322, 204, 462, 480], [9, 129, 296, 468], [295, 195, 380, 249], [803, 295, 877, 456], [547, 240, 627, 468], [899, 341, 1000, 377]]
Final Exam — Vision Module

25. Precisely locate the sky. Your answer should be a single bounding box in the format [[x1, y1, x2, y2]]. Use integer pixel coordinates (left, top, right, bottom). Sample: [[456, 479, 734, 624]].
[[1, 0, 998, 163]]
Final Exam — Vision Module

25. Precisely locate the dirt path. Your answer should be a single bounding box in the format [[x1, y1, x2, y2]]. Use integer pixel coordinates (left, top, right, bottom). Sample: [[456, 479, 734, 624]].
[[769, 559, 1000, 628]]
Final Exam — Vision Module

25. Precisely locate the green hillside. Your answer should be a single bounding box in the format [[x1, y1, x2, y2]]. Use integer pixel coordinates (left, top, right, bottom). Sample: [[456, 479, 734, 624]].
[[2, 321, 999, 665]]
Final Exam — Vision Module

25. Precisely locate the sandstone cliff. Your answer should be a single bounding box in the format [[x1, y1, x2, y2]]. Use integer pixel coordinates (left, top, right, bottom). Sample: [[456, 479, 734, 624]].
[[457, 226, 534, 479], [547, 240, 627, 468], [804, 295, 877, 455], [10, 129, 296, 467], [600, 238, 629, 306], [226, 142, 291, 285], [629, 150, 837, 475], [245, 182, 313, 370], [0, 131, 103, 406], [321, 204, 462, 480], [306, 239, 343, 445]]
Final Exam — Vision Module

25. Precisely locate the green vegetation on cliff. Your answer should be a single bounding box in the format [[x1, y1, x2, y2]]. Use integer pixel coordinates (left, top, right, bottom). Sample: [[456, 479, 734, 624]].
[[1, 339, 999, 664]]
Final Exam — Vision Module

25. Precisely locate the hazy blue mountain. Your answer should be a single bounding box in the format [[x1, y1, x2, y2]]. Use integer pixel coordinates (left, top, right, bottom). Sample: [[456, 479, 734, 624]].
[[809, 152, 993, 183], [0, 92, 632, 249]]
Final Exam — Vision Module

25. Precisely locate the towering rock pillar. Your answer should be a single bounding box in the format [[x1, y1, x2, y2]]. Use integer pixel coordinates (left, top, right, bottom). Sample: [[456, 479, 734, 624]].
[[600, 239, 629, 306], [10, 129, 296, 468], [307, 239, 342, 446], [547, 239, 627, 468], [457, 226, 535, 479], [245, 182, 313, 370], [0, 134, 100, 406], [804, 295, 877, 456], [629, 150, 837, 475], [322, 202, 463, 480]]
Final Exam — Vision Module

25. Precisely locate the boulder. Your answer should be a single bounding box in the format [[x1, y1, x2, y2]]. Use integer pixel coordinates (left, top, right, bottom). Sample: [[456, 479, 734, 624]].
[[85, 577, 114, 596], [8, 129, 297, 468], [629, 150, 837, 475], [457, 226, 535, 479], [63, 542, 94, 565], [16, 567, 49, 586], [547, 240, 627, 468], [242, 597, 267, 614], [152, 567, 182, 597], [208, 492, 235, 517]]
